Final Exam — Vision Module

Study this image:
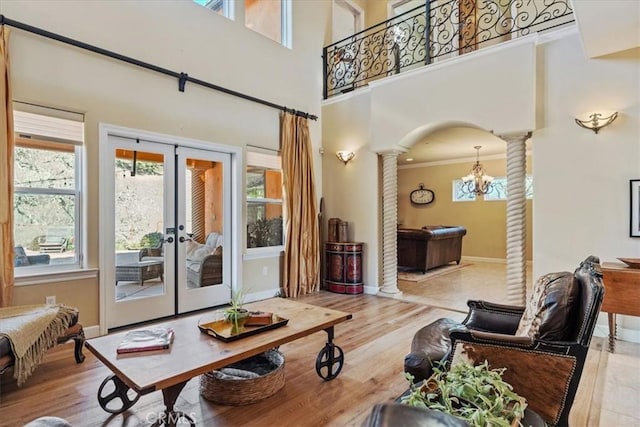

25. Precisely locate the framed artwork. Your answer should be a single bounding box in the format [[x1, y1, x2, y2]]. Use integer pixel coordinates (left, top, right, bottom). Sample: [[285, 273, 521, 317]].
[[631, 180, 640, 237]]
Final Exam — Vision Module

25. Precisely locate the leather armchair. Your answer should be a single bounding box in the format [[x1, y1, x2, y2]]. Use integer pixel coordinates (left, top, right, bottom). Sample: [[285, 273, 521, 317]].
[[361, 403, 467, 427], [404, 256, 604, 427], [362, 403, 545, 427]]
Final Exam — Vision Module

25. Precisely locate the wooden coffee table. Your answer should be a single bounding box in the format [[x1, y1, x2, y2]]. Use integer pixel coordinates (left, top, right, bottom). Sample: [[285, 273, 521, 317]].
[[85, 298, 352, 426]]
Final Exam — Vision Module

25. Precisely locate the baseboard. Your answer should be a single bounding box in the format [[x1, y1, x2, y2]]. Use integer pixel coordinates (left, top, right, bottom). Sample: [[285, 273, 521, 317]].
[[83, 325, 100, 339], [462, 256, 505, 264], [461, 256, 533, 265], [594, 324, 640, 344], [364, 285, 379, 295], [245, 288, 282, 303]]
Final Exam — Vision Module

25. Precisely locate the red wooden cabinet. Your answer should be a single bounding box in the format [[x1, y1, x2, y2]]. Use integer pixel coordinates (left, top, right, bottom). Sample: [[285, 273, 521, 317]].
[[325, 242, 364, 294]]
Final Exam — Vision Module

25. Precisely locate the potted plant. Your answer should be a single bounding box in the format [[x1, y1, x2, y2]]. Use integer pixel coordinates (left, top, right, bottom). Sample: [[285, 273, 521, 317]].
[[401, 361, 527, 427], [223, 290, 249, 334]]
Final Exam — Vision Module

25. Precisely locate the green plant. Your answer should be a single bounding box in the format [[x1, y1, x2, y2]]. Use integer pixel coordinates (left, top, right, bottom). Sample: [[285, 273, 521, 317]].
[[401, 361, 527, 427], [247, 216, 283, 248], [223, 289, 249, 334], [140, 231, 163, 249]]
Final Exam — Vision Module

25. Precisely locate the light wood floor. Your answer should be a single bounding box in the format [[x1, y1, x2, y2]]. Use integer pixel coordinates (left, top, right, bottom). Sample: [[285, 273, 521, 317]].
[[0, 262, 638, 426]]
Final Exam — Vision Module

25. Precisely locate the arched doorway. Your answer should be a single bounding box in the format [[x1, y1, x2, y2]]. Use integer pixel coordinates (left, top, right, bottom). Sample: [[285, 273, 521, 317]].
[[378, 122, 531, 305]]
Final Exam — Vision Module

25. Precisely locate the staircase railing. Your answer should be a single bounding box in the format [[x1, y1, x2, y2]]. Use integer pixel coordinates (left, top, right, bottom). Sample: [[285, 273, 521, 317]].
[[323, 0, 574, 99]]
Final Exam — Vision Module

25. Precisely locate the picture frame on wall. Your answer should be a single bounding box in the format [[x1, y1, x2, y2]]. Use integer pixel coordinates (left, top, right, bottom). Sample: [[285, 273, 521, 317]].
[[631, 179, 640, 237]]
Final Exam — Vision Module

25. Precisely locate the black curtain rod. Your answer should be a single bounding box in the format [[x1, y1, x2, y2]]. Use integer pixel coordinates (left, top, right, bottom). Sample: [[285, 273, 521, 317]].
[[0, 15, 317, 121]]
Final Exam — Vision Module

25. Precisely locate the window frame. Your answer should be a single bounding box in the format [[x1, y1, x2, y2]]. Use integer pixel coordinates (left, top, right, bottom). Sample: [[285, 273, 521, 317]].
[[244, 0, 292, 48], [452, 175, 534, 202], [193, 0, 235, 19], [13, 108, 86, 280], [245, 150, 285, 258]]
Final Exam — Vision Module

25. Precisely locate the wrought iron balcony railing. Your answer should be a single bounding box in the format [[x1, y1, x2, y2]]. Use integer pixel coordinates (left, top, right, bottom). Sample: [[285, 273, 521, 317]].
[[323, 0, 574, 99]]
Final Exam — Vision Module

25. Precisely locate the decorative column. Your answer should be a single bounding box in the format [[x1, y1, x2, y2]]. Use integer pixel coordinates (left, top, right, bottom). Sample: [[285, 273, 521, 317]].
[[500, 132, 531, 305], [379, 150, 402, 296]]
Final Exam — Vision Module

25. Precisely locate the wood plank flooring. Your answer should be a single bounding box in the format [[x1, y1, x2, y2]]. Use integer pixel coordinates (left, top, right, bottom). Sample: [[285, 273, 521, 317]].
[[1, 262, 638, 426]]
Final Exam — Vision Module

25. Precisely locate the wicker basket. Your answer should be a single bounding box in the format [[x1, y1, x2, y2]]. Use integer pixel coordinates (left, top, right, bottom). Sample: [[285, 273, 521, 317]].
[[200, 350, 285, 406]]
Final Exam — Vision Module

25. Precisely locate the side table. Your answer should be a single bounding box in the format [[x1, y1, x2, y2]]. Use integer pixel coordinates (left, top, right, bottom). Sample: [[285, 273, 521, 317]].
[[325, 242, 364, 294], [600, 262, 640, 352]]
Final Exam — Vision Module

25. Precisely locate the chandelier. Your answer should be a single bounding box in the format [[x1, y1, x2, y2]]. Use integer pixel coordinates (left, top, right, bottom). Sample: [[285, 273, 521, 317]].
[[460, 146, 494, 196]]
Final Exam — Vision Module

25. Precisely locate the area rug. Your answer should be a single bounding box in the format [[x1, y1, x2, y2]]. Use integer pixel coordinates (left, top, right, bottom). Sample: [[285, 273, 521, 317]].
[[116, 281, 164, 301], [398, 263, 471, 283], [0, 304, 77, 386]]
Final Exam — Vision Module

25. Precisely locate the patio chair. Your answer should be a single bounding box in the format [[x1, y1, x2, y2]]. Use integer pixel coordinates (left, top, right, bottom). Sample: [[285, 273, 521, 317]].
[[14, 246, 50, 267]]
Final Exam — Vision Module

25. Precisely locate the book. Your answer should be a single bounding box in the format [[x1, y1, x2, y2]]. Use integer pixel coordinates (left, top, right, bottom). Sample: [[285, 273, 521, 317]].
[[245, 311, 273, 326], [117, 327, 175, 354]]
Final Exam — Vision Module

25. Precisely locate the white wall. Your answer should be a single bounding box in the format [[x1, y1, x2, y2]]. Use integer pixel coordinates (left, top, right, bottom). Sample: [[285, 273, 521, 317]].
[[322, 90, 379, 292], [322, 28, 640, 337], [533, 32, 640, 337], [3, 0, 330, 322], [368, 38, 537, 152]]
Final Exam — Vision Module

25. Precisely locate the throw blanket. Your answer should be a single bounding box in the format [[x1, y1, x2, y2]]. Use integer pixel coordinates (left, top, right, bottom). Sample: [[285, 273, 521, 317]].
[[0, 304, 77, 386]]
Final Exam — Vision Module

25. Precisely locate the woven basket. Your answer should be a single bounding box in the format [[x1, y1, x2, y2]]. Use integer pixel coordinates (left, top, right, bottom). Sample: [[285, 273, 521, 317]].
[[200, 350, 285, 406]]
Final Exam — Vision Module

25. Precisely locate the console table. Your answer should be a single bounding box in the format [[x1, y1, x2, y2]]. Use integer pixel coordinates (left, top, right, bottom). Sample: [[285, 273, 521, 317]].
[[600, 262, 640, 352]]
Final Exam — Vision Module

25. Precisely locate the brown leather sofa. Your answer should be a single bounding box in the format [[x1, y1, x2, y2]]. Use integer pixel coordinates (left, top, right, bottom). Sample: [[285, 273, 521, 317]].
[[403, 256, 604, 427], [397, 226, 466, 273]]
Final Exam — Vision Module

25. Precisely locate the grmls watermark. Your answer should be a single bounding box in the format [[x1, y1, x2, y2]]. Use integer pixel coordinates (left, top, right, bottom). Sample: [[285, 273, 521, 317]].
[[145, 411, 197, 425]]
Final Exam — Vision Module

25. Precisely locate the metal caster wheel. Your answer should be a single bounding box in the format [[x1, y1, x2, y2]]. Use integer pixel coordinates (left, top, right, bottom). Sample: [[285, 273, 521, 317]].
[[97, 374, 140, 414], [315, 343, 344, 380]]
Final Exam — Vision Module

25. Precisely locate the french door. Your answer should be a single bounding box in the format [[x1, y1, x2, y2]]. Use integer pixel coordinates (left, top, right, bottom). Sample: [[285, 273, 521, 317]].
[[101, 130, 233, 329]]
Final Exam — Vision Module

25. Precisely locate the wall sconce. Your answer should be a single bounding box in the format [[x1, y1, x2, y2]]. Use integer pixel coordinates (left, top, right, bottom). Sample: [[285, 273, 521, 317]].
[[336, 151, 355, 165], [575, 112, 618, 134]]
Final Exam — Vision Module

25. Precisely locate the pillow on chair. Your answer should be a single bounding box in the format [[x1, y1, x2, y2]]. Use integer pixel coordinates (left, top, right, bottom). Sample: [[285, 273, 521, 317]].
[[515, 272, 578, 340]]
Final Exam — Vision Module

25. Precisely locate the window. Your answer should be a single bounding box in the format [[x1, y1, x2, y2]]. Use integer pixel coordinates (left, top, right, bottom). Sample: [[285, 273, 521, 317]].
[[245, 0, 292, 47], [13, 108, 84, 274], [246, 151, 284, 250], [452, 176, 534, 201], [390, 0, 423, 17], [193, 0, 234, 18]]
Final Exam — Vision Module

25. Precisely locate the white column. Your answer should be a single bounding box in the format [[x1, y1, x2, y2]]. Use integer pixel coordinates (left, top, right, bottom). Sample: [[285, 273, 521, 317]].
[[379, 150, 402, 296], [500, 132, 531, 305]]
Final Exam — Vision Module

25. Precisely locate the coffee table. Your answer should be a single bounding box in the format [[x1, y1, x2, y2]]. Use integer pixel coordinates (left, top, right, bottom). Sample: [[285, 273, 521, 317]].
[[115, 259, 164, 286], [85, 298, 352, 426]]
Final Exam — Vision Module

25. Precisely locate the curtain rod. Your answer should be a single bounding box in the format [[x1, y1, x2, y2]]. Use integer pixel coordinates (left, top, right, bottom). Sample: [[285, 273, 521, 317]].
[[0, 15, 318, 121]]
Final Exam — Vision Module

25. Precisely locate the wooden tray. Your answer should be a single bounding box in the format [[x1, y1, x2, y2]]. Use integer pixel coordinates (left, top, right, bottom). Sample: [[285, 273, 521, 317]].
[[198, 314, 289, 342], [617, 257, 640, 269]]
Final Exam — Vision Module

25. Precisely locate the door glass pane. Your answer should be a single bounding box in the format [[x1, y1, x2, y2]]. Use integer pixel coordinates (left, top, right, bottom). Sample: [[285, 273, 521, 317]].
[[114, 149, 165, 301], [184, 158, 224, 289]]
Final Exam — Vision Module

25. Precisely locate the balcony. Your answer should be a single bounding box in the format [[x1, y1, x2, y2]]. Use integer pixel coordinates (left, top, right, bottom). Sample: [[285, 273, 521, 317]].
[[323, 0, 575, 99]]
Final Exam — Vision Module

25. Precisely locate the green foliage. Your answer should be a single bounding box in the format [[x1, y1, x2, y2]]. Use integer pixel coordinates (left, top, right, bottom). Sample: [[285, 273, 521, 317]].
[[140, 232, 163, 248], [401, 361, 527, 427], [247, 217, 283, 248], [116, 159, 163, 176], [223, 289, 249, 333]]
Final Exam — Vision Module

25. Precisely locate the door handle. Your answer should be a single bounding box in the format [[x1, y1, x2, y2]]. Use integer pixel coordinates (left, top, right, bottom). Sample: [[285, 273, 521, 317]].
[[164, 236, 174, 244], [178, 236, 192, 243]]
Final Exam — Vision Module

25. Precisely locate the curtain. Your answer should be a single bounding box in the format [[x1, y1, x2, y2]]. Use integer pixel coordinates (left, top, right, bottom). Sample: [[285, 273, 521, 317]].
[[281, 112, 319, 298], [0, 26, 14, 307]]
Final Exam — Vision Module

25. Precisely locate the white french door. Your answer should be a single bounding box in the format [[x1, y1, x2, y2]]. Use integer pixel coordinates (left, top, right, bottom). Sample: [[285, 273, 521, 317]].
[[176, 146, 231, 313], [101, 128, 234, 330]]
